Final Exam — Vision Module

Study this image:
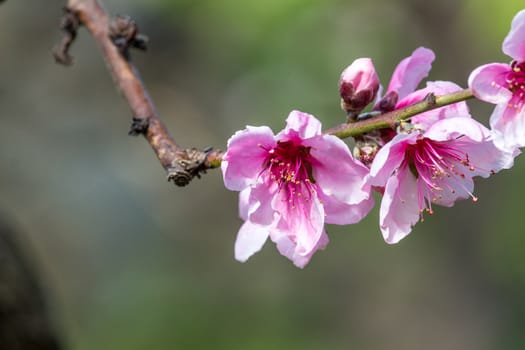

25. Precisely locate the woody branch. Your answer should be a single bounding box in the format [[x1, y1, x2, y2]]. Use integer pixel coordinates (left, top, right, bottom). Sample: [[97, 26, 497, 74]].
[[53, 0, 223, 187]]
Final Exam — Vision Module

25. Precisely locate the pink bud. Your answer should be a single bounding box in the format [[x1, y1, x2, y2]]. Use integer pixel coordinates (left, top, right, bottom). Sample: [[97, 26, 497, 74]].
[[339, 58, 380, 115]]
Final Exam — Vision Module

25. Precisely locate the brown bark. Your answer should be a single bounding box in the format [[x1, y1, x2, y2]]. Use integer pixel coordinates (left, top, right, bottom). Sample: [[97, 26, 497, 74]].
[[54, 0, 223, 187]]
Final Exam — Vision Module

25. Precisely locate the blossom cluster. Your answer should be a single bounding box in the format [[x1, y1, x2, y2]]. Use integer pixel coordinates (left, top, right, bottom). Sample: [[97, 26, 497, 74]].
[[221, 10, 525, 268]]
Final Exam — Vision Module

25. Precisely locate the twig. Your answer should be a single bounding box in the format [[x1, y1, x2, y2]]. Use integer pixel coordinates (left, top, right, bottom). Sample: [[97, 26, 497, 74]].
[[324, 89, 474, 138], [53, 7, 79, 65], [54, 0, 223, 186]]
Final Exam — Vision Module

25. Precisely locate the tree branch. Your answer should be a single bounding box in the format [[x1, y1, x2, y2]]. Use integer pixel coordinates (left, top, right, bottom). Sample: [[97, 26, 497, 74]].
[[54, 0, 223, 186], [53, 0, 475, 180]]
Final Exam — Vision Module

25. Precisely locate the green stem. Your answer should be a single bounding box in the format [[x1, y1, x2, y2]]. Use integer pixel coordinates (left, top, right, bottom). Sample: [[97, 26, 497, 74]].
[[324, 89, 475, 138]]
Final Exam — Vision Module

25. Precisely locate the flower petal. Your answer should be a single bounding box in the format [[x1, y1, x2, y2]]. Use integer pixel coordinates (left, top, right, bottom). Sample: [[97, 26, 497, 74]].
[[379, 164, 420, 244], [278, 110, 322, 140], [462, 134, 520, 174], [234, 220, 270, 263], [368, 133, 414, 187], [237, 181, 277, 225], [503, 9, 525, 61], [306, 134, 371, 205], [399, 81, 471, 130], [321, 192, 375, 225], [222, 126, 275, 191], [271, 190, 325, 257], [431, 168, 474, 207], [490, 102, 525, 149], [387, 47, 435, 100], [423, 117, 490, 142], [272, 224, 329, 268], [239, 187, 251, 221], [468, 63, 513, 104], [422, 117, 517, 205]]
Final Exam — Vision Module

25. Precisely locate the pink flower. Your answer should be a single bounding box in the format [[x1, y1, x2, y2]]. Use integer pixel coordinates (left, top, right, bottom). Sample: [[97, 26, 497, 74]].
[[368, 117, 515, 243], [222, 111, 374, 268], [339, 58, 380, 114], [468, 10, 525, 150], [350, 48, 470, 167]]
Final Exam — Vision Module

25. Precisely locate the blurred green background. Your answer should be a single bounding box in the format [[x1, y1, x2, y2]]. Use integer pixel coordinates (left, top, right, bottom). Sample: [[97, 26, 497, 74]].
[[1, 0, 525, 349]]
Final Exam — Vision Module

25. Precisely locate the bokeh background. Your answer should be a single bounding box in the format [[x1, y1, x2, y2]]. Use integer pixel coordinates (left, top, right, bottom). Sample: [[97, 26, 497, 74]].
[[1, 0, 525, 349]]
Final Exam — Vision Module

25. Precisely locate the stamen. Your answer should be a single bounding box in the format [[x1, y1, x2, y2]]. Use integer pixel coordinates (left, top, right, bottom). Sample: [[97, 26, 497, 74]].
[[408, 137, 482, 219], [261, 140, 316, 211]]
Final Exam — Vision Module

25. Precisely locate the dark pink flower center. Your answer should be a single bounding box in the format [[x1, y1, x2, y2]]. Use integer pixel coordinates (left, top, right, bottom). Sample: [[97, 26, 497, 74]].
[[261, 140, 316, 208], [405, 137, 477, 216], [505, 60, 525, 110]]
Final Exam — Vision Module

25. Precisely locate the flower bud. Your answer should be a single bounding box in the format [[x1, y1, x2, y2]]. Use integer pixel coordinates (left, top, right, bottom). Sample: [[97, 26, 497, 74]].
[[339, 58, 380, 118], [375, 90, 398, 112]]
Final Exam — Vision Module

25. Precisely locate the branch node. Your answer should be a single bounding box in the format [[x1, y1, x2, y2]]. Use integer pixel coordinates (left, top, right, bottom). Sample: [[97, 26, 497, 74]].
[[424, 92, 437, 106], [109, 15, 148, 59], [128, 116, 150, 136], [53, 7, 80, 66], [167, 148, 216, 187]]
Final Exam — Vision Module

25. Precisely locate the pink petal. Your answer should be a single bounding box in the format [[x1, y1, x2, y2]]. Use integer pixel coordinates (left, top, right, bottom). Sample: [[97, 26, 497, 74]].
[[503, 9, 525, 61], [278, 110, 322, 140], [422, 117, 517, 205], [379, 164, 420, 244], [294, 231, 329, 268], [222, 126, 275, 191], [271, 190, 325, 257], [430, 168, 474, 207], [490, 102, 525, 149], [394, 86, 430, 110], [387, 47, 435, 100], [423, 117, 491, 142], [239, 188, 251, 221], [234, 220, 270, 263], [431, 136, 514, 204], [272, 227, 329, 269], [468, 63, 513, 104], [321, 192, 375, 225], [306, 134, 371, 205], [399, 81, 471, 130], [368, 133, 414, 187], [245, 183, 277, 225], [304, 133, 374, 224], [431, 134, 517, 206], [400, 81, 466, 107], [340, 58, 379, 92]]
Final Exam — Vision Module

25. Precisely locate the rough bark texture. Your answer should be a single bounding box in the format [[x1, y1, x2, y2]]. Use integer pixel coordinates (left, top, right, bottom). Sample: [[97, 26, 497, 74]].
[[54, 0, 223, 187]]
